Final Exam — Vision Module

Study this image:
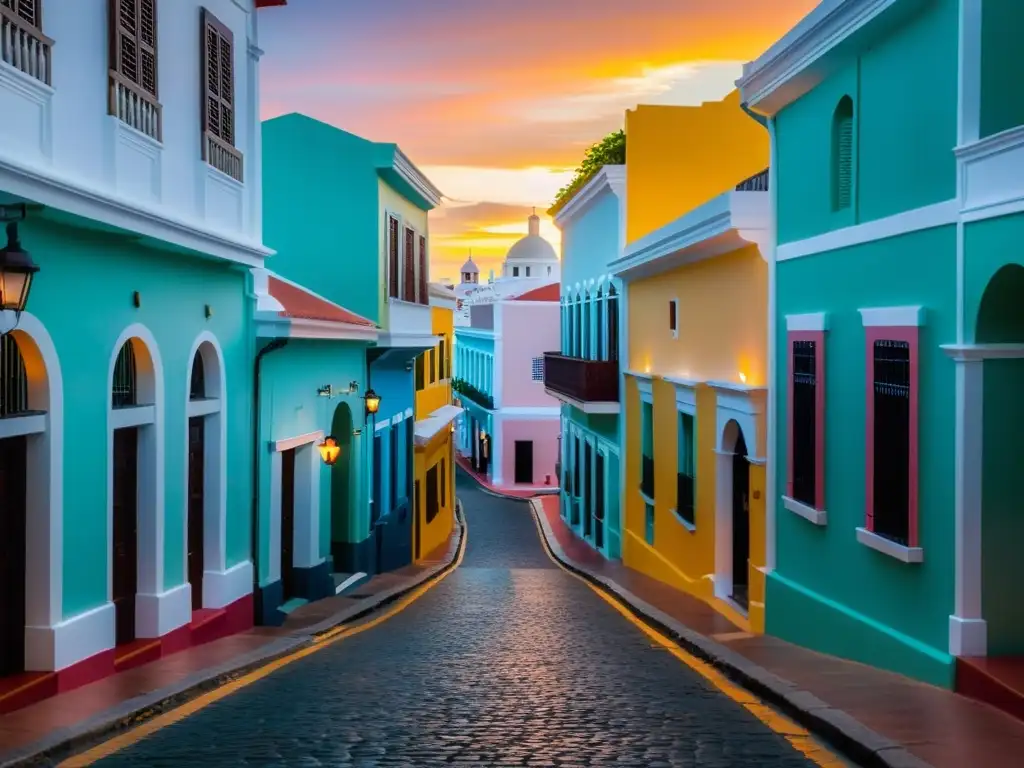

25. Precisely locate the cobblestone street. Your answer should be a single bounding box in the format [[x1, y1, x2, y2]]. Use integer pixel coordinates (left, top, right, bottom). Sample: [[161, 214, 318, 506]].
[[87, 473, 843, 767]]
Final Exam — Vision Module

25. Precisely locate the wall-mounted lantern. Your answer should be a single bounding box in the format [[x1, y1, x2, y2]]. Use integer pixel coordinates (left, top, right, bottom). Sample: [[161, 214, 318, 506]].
[[363, 388, 381, 416], [318, 436, 341, 466], [0, 205, 39, 319]]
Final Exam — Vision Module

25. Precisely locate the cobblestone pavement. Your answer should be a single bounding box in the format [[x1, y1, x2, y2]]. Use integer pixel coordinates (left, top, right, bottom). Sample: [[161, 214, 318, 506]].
[[90, 472, 840, 767]]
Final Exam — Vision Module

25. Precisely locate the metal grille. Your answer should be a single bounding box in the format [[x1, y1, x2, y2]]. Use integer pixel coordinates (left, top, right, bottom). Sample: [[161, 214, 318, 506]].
[[111, 341, 137, 408], [531, 356, 543, 381], [735, 168, 769, 191], [0, 334, 28, 417], [872, 339, 910, 545], [189, 354, 205, 400], [792, 340, 817, 506], [833, 98, 854, 211]]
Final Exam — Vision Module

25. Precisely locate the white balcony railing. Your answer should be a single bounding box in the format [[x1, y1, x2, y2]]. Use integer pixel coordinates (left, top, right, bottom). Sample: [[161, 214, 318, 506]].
[[0, 4, 52, 85], [109, 71, 162, 142]]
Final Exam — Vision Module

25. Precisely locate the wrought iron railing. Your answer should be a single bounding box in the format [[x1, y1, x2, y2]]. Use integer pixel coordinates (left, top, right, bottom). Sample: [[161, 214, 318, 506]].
[[736, 168, 769, 191]]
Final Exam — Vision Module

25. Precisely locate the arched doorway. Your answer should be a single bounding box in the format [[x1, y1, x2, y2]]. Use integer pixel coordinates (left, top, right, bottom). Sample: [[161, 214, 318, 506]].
[[715, 418, 751, 611], [108, 327, 162, 646], [977, 264, 1024, 655], [329, 402, 354, 569]]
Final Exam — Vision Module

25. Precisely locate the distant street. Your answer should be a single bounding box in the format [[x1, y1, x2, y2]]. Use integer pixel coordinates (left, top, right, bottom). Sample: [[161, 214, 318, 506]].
[[88, 471, 836, 767]]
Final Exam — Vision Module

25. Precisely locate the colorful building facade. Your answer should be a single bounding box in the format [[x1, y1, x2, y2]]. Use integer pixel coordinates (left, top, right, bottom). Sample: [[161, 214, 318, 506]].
[[546, 166, 625, 559], [0, 0, 284, 704], [454, 285, 562, 491], [612, 92, 770, 631], [412, 283, 460, 561], [261, 114, 442, 578], [739, 0, 963, 686]]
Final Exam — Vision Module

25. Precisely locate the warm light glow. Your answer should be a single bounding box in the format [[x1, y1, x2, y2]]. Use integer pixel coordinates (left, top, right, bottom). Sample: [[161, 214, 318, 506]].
[[364, 388, 381, 415], [318, 437, 341, 466], [450, 422, 455, 433], [738, 372, 747, 384]]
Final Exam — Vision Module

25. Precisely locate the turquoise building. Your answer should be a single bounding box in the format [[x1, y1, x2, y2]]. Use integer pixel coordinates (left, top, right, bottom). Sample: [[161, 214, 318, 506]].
[[739, 0, 1024, 693], [261, 114, 442, 582], [249, 269, 379, 625], [452, 325, 495, 476], [544, 166, 625, 559]]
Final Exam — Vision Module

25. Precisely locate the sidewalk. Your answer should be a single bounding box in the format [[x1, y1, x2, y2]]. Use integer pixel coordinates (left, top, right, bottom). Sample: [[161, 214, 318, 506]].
[[530, 495, 1024, 768], [0, 510, 465, 767], [454, 452, 559, 499]]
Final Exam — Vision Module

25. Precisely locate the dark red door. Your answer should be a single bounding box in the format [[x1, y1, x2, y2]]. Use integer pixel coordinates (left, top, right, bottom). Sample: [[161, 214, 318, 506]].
[[112, 427, 139, 645], [0, 436, 27, 676], [280, 449, 296, 601], [187, 417, 205, 610]]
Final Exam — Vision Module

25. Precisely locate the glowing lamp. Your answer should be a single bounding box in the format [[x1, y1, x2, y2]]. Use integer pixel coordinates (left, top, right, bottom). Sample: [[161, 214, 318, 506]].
[[318, 436, 341, 466], [363, 388, 381, 415], [0, 220, 39, 316], [738, 372, 747, 384]]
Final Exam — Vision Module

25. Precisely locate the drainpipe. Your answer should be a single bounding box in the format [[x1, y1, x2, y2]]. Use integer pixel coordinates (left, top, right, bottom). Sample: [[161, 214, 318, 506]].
[[741, 103, 768, 128], [251, 337, 289, 620]]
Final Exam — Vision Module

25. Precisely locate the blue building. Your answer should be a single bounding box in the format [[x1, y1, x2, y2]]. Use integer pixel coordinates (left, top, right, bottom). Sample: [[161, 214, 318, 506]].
[[262, 114, 442, 580], [545, 165, 626, 558]]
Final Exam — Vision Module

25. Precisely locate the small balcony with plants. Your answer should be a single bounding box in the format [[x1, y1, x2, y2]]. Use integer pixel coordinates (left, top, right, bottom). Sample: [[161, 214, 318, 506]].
[[452, 377, 493, 411]]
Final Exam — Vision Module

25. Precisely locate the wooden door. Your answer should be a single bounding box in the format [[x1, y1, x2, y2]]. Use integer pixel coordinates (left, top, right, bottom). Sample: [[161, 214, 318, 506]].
[[112, 427, 139, 645], [280, 448, 296, 601], [514, 440, 533, 484], [731, 431, 750, 608], [595, 452, 605, 551], [0, 436, 26, 676], [187, 417, 205, 610]]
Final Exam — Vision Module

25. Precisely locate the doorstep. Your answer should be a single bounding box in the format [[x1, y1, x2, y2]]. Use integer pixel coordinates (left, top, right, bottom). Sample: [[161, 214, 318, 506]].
[[0, 506, 466, 766], [530, 496, 1024, 768]]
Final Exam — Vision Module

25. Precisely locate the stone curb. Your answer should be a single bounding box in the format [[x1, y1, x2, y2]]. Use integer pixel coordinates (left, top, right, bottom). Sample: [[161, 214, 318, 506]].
[[2, 504, 467, 768], [528, 498, 932, 768], [454, 461, 559, 501]]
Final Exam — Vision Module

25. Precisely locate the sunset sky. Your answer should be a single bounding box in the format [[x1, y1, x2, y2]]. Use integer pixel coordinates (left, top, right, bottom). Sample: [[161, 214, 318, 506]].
[[260, 0, 817, 281]]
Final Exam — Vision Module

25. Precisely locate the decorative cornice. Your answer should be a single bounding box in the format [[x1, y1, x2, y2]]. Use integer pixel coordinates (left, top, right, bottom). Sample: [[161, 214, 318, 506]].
[[552, 165, 625, 227], [393, 148, 443, 209]]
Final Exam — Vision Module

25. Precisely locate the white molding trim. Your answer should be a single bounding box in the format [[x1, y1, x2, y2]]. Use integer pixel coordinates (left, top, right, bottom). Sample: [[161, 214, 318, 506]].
[[611, 189, 768, 281], [552, 165, 626, 226], [136, 582, 192, 638], [782, 495, 827, 526], [957, 124, 1024, 221], [392, 147, 443, 208], [495, 406, 562, 419], [3, 311, 64, 655], [272, 430, 325, 453], [414, 404, 464, 446], [544, 388, 621, 415], [202, 560, 254, 610], [0, 413, 46, 439], [738, 0, 913, 116], [106, 324, 165, 631], [777, 199, 957, 262], [855, 526, 924, 564], [185, 331, 229, 592], [110, 404, 156, 430], [667, 376, 699, 415], [858, 305, 924, 327], [785, 312, 829, 332], [29, 601, 115, 672], [942, 343, 1024, 361]]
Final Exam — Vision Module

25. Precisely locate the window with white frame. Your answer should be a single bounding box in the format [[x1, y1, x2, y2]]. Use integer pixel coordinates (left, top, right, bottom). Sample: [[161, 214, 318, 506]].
[[531, 356, 544, 381]]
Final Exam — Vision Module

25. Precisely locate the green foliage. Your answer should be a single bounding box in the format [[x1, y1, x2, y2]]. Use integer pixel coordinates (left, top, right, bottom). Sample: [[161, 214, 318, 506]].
[[549, 129, 626, 214], [452, 377, 494, 410]]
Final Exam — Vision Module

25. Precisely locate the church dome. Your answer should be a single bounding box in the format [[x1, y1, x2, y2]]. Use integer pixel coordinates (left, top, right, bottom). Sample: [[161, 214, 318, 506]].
[[505, 213, 557, 263], [460, 256, 479, 274]]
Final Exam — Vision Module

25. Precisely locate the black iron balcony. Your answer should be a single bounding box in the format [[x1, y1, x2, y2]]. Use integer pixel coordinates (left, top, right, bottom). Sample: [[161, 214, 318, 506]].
[[543, 352, 619, 404], [736, 168, 769, 191], [641, 454, 654, 499], [676, 472, 695, 525]]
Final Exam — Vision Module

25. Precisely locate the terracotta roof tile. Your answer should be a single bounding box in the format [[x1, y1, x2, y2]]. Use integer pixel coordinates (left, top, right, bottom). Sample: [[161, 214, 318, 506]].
[[513, 283, 560, 302], [267, 277, 376, 327]]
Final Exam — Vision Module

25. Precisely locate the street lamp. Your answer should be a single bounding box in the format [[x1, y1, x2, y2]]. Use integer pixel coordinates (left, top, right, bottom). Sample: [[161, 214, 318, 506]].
[[317, 436, 341, 466], [363, 388, 380, 416], [0, 205, 39, 319]]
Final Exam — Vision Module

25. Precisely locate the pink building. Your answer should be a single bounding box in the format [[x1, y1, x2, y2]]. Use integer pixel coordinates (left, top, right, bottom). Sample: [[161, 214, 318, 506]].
[[454, 283, 561, 491]]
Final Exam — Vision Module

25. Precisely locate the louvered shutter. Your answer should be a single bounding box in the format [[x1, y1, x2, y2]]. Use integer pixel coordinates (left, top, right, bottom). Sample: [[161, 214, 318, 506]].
[[109, 0, 156, 96], [388, 216, 400, 298], [3, 0, 40, 29], [418, 235, 428, 304], [836, 114, 852, 210], [403, 228, 416, 301], [202, 9, 234, 144]]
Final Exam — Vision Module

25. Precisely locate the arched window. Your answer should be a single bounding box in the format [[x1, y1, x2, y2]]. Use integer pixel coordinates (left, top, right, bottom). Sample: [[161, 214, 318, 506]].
[[606, 283, 619, 363], [0, 334, 28, 417], [831, 96, 854, 212], [112, 341, 137, 408], [189, 353, 206, 400]]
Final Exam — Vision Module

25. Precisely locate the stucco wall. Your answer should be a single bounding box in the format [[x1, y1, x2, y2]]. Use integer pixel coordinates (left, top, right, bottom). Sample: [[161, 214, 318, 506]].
[[498, 418, 560, 488], [497, 301, 560, 408], [561, 185, 622, 288]]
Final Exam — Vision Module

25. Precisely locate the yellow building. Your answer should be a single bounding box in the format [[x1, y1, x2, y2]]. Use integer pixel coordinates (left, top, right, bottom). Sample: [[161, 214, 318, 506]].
[[411, 282, 462, 560], [611, 90, 772, 632]]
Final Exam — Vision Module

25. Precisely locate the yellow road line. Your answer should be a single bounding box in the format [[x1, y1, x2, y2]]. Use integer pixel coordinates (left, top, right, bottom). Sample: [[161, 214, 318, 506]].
[[59, 522, 468, 767], [528, 505, 848, 768]]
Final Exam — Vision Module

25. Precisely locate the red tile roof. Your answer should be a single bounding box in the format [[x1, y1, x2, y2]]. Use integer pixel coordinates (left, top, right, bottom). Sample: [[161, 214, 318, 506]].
[[255, 0, 287, 7], [513, 283, 560, 302], [267, 276, 376, 327]]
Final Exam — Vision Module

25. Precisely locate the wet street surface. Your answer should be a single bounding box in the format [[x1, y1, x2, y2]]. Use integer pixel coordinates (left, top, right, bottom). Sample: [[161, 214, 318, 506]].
[[89, 472, 836, 767]]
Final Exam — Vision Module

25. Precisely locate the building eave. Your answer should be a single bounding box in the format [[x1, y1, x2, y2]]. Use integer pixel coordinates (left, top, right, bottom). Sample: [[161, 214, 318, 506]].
[[610, 190, 770, 282], [255, 314, 379, 342], [414, 404, 464, 446], [552, 165, 626, 227]]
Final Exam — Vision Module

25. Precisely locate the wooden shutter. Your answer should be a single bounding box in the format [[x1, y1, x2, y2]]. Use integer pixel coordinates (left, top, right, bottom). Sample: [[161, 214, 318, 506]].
[[3, 0, 40, 29], [418, 235, 428, 305], [110, 0, 157, 96], [202, 9, 234, 145], [836, 114, 852, 209], [388, 216, 399, 298], [403, 227, 416, 301]]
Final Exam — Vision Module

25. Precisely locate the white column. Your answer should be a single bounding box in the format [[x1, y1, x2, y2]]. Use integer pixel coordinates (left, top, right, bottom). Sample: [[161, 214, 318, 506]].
[[713, 450, 734, 600], [949, 354, 986, 655]]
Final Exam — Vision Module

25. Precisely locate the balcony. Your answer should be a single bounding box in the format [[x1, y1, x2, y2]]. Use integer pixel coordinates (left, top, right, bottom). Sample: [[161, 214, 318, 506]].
[[452, 378, 494, 410], [640, 454, 654, 500], [542, 352, 619, 414], [735, 168, 769, 191]]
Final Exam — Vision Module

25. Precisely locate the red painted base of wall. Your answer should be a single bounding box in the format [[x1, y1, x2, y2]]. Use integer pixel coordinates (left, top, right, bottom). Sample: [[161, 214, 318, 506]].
[[0, 593, 254, 715], [956, 656, 1024, 724]]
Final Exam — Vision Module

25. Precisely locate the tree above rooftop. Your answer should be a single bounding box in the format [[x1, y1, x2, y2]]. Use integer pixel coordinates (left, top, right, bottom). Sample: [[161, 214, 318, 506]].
[[548, 129, 625, 215]]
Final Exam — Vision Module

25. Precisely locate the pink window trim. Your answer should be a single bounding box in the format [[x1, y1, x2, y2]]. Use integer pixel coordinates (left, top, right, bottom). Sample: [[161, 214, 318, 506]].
[[864, 326, 920, 547], [786, 331, 826, 511]]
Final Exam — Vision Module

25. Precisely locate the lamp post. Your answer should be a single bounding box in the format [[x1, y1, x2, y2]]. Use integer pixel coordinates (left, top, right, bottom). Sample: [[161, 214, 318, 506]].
[[317, 436, 341, 466], [0, 205, 39, 327]]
